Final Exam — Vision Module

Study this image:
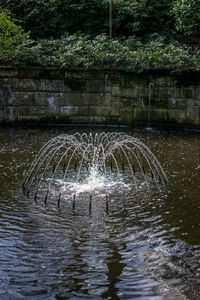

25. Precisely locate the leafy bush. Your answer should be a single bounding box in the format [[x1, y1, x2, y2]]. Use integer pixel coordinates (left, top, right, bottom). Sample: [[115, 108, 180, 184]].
[[0, 9, 28, 48], [0, 1, 199, 72], [113, 0, 172, 37], [0, 9, 30, 64], [173, 0, 200, 36], [1, 33, 199, 72]]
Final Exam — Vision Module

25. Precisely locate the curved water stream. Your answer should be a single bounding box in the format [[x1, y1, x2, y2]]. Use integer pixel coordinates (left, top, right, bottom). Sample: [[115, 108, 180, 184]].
[[0, 127, 200, 299]]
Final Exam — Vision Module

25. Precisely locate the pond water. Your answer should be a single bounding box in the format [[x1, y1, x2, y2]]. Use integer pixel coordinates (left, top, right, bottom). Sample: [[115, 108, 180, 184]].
[[0, 126, 200, 299]]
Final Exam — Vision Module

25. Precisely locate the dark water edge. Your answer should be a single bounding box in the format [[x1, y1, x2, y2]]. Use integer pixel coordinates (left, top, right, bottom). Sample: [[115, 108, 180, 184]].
[[1, 122, 200, 132], [0, 126, 200, 299]]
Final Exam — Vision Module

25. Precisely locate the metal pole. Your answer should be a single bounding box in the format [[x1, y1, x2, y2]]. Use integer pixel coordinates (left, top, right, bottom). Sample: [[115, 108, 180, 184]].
[[109, 0, 113, 39]]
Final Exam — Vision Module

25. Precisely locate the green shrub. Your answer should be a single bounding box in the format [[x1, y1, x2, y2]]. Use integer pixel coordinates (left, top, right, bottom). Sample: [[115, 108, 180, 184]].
[[0, 28, 199, 72], [113, 0, 172, 37], [173, 0, 200, 36], [0, 9, 28, 48], [0, 9, 30, 64], [12, 35, 200, 71]]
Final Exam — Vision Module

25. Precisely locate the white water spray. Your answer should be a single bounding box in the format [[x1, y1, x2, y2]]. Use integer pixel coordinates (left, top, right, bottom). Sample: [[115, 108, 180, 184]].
[[23, 132, 168, 209]]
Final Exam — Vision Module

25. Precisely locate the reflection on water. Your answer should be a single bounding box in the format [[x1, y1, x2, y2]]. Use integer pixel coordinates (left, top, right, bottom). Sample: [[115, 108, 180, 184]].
[[0, 127, 200, 299]]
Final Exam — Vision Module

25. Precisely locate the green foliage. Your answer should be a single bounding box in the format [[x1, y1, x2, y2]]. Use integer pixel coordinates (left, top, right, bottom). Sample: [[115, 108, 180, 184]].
[[0, 8, 31, 64], [1, 33, 199, 72], [1, 0, 173, 39], [0, 9, 28, 48], [173, 0, 200, 36], [113, 0, 172, 37], [2, 0, 200, 41], [0, 3, 200, 72], [0, 0, 109, 38]]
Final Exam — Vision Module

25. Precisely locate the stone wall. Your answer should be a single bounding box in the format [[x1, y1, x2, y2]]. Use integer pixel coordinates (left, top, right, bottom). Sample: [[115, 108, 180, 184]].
[[0, 66, 200, 127]]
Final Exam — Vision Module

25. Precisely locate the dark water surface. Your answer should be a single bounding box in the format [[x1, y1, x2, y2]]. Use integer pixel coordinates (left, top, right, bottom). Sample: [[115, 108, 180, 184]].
[[0, 127, 200, 299]]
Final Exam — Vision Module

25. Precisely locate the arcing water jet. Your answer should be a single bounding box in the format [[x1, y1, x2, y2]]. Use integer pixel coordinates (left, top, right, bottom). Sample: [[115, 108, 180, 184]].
[[23, 132, 168, 210]]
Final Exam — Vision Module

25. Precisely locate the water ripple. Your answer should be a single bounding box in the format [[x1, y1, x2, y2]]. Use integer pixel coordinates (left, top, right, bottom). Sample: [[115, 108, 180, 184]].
[[0, 128, 200, 299]]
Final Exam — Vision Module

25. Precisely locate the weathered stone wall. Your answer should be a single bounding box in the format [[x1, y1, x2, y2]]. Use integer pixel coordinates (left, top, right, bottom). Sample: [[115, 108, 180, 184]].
[[0, 66, 200, 127]]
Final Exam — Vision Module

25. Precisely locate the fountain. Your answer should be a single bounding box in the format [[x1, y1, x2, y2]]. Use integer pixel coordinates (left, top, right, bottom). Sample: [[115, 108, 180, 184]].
[[22, 132, 168, 210], [2, 127, 200, 299]]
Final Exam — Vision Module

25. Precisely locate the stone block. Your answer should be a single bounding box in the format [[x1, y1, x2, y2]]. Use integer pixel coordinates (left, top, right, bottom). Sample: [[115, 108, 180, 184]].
[[105, 116, 119, 125], [14, 92, 35, 105], [47, 96, 60, 115], [194, 87, 200, 100], [18, 106, 46, 116], [169, 98, 186, 109], [167, 110, 187, 124], [122, 75, 147, 88], [13, 79, 38, 92], [182, 87, 194, 99], [104, 93, 112, 104], [157, 87, 172, 98], [184, 99, 192, 108], [38, 79, 62, 92], [133, 109, 148, 122], [46, 69, 65, 80], [70, 71, 85, 79], [121, 97, 142, 109], [64, 72, 73, 80], [106, 70, 121, 75], [64, 79, 85, 92], [90, 106, 111, 117], [105, 85, 112, 93], [122, 87, 148, 98], [0, 89, 3, 107], [0, 78, 12, 86], [86, 80, 104, 93], [111, 85, 121, 97], [93, 116, 106, 124], [18, 68, 41, 79], [60, 93, 85, 106], [187, 99, 200, 106], [187, 106, 200, 125], [119, 108, 133, 125], [85, 70, 104, 80], [150, 109, 168, 122], [60, 106, 88, 116], [0, 109, 4, 120], [154, 76, 171, 87], [85, 93, 105, 105], [2, 85, 14, 105], [60, 106, 78, 116], [105, 93, 121, 105], [122, 87, 134, 97], [143, 97, 168, 109], [4, 106, 18, 122], [47, 92, 60, 98], [0, 68, 18, 77], [34, 92, 47, 105], [174, 87, 182, 98], [111, 102, 120, 116], [18, 116, 42, 122], [68, 116, 93, 124], [105, 75, 121, 85]]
